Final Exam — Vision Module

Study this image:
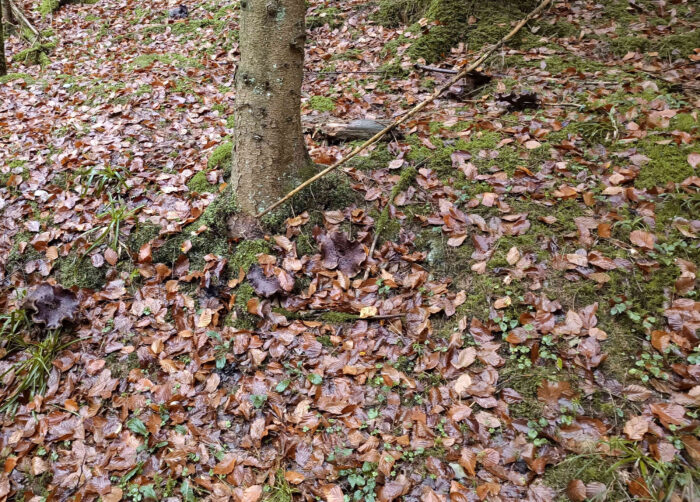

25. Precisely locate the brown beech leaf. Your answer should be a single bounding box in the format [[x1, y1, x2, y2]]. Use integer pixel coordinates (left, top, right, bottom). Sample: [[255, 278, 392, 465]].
[[623, 385, 652, 402], [138, 242, 152, 263], [688, 152, 700, 169], [650, 403, 688, 428], [629, 230, 656, 250], [454, 373, 473, 396], [284, 471, 305, 485], [213, 454, 237, 475], [623, 416, 649, 440], [104, 247, 119, 266], [322, 484, 344, 502], [454, 347, 476, 369], [566, 479, 586, 502]]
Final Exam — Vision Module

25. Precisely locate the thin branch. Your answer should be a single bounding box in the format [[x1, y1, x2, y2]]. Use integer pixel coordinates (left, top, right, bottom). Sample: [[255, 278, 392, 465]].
[[257, 0, 553, 218]]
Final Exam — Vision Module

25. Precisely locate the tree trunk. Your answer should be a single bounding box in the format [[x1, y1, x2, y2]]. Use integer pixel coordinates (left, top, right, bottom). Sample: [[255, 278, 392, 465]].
[[232, 0, 309, 215], [0, 0, 7, 77]]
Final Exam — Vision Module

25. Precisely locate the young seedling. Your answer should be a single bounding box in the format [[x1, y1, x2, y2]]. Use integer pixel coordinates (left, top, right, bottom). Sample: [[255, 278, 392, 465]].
[[80, 194, 144, 257]]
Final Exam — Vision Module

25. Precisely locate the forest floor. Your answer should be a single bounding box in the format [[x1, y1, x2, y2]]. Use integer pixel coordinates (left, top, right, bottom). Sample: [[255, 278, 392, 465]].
[[0, 0, 699, 501]]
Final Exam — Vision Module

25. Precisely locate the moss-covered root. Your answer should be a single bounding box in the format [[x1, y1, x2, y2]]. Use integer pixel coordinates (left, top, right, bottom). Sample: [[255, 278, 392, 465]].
[[14, 42, 56, 67]]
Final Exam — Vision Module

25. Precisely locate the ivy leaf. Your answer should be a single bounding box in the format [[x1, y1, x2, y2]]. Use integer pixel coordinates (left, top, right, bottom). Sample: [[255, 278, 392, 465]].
[[275, 379, 290, 393], [127, 418, 149, 437], [307, 373, 323, 385], [140, 485, 158, 500]]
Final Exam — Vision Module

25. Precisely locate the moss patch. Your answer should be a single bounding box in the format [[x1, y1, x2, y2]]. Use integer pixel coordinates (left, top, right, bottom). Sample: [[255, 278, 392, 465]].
[[0, 73, 36, 85], [187, 171, 216, 194], [207, 141, 233, 169], [230, 239, 272, 274], [307, 7, 343, 30], [127, 223, 161, 254], [633, 142, 695, 189], [308, 96, 336, 112], [154, 187, 237, 268], [377, 0, 536, 63], [14, 41, 56, 67], [55, 255, 107, 290]]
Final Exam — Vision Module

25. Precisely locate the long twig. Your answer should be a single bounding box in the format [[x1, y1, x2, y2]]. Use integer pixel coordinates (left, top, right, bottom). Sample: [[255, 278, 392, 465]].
[[257, 0, 553, 218], [8, 0, 40, 41]]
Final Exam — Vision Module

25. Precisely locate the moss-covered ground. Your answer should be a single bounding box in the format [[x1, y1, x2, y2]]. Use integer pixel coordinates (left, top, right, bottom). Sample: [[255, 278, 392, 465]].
[[0, 0, 698, 500]]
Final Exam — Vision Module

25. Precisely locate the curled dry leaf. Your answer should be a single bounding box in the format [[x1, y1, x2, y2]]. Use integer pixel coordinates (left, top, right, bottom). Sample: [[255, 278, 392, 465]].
[[23, 283, 79, 329], [454, 373, 473, 396], [566, 479, 587, 502], [319, 232, 367, 277], [629, 230, 656, 250], [623, 416, 649, 440], [247, 265, 282, 297]]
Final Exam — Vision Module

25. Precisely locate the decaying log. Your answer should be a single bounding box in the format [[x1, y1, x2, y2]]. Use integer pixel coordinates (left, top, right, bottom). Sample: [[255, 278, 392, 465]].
[[304, 117, 397, 142]]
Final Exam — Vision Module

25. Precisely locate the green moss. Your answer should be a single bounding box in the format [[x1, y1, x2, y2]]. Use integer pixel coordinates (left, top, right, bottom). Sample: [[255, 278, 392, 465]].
[[607, 35, 649, 57], [231, 282, 258, 330], [308, 96, 336, 112], [171, 19, 219, 36], [207, 141, 233, 173], [235, 282, 255, 310], [374, 0, 429, 27], [153, 187, 237, 268], [378, 61, 410, 78], [319, 311, 360, 323], [0, 73, 36, 85], [261, 164, 362, 234], [543, 454, 617, 496], [653, 30, 700, 59], [38, 0, 60, 15], [14, 42, 56, 66], [499, 365, 550, 419], [127, 53, 200, 71], [633, 141, 695, 189], [230, 239, 272, 274], [307, 7, 342, 29], [348, 143, 394, 171], [187, 171, 216, 194], [127, 223, 161, 254], [5, 232, 42, 275], [403, 0, 536, 63], [670, 113, 699, 133], [376, 167, 417, 237], [55, 256, 107, 290], [105, 351, 140, 379]]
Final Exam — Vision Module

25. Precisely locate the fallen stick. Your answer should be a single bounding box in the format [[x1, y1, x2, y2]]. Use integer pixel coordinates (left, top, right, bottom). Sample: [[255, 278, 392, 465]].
[[8, 0, 40, 41], [257, 0, 553, 218]]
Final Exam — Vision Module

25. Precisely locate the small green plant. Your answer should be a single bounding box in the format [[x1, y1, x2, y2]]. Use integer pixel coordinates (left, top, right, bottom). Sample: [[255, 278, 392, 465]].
[[606, 437, 699, 502], [688, 347, 700, 365], [250, 394, 268, 409], [76, 165, 130, 196], [81, 195, 144, 256], [207, 330, 231, 369], [628, 351, 669, 383], [263, 470, 299, 501], [0, 328, 76, 415], [526, 418, 550, 447], [577, 107, 620, 145], [338, 462, 378, 502]]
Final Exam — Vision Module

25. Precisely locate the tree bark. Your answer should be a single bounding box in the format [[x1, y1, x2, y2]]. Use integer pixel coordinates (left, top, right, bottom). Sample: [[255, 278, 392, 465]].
[[232, 0, 309, 215], [0, 0, 7, 77]]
